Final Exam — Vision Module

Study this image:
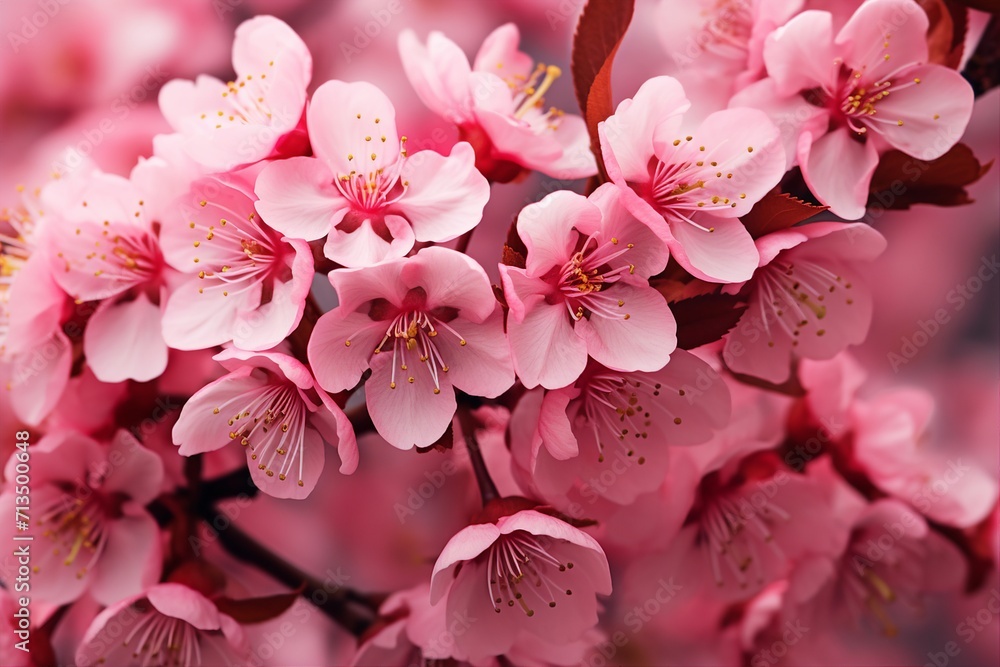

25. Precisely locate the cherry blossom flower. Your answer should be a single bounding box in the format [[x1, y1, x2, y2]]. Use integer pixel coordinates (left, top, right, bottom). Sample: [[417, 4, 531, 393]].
[[42, 169, 174, 383], [75, 583, 248, 667], [731, 0, 975, 218], [172, 348, 358, 499], [255, 80, 490, 267], [398, 24, 596, 182], [429, 508, 612, 663], [500, 184, 675, 390], [510, 349, 732, 505], [158, 15, 312, 171], [160, 171, 313, 351], [599, 76, 785, 282], [0, 430, 163, 606], [723, 222, 886, 383], [308, 247, 513, 448]]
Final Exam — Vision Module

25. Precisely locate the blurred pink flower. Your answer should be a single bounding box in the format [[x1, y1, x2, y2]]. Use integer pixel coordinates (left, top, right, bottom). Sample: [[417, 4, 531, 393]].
[[429, 508, 612, 663], [500, 185, 675, 390], [723, 222, 886, 383], [172, 348, 358, 499], [732, 0, 975, 218], [309, 247, 512, 448], [0, 430, 163, 606], [599, 76, 784, 282], [75, 582, 248, 667], [256, 79, 489, 267], [160, 171, 313, 351], [398, 24, 596, 182], [158, 15, 312, 171]]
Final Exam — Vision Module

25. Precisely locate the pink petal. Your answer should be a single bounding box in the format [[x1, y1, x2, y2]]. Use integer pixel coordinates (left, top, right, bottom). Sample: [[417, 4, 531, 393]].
[[324, 213, 413, 267], [232, 15, 311, 93], [310, 393, 360, 475], [517, 191, 598, 278], [762, 10, 837, 95], [308, 310, 385, 393], [6, 332, 72, 426], [730, 78, 830, 168], [89, 508, 162, 605], [308, 80, 399, 177], [366, 350, 457, 449], [403, 246, 496, 321], [575, 284, 676, 372], [429, 309, 514, 398], [473, 24, 533, 77], [83, 294, 168, 383], [232, 240, 312, 351], [599, 76, 690, 184], [798, 128, 879, 220], [396, 142, 489, 243], [868, 65, 973, 160], [102, 430, 165, 505], [254, 156, 349, 241], [327, 259, 408, 312], [248, 425, 325, 499], [589, 183, 669, 279], [398, 30, 473, 124], [538, 388, 580, 461], [835, 0, 929, 82], [146, 583, 222, 630], [173, 370, 269, 455], [667, 215, 760, 283], [507, 301, 588, 390], [429, 523, 501, 604], [4, 430, 101, 488], [161, 278, 251, 350]]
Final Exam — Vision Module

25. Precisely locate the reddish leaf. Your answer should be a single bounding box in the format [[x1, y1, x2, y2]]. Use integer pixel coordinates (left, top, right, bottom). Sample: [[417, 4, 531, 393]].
[[919, 0, 968, 68], [214, 587, 304, 624], [740, 189, 828, 239], [868, 143, 993, 210], [571, 0, 635, 182], [949, 0, 999, 13], [671, 293, 747, 350]]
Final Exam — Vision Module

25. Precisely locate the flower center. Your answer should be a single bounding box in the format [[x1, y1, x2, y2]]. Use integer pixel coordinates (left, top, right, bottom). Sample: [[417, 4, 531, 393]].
[[37, 489, 110, 581], [203, 59, 280, 130], [755, 259, 853, 348], [191, 206, 286, 300], [367, 310, 466, 394], [697, 491, 789, 589], [501, 63, 566, 133], [485, 532, 575, 616], [120, 602, 204, 667], [697, 0, 754, 61], [219, 379, 309, 486], [558, 233, 634, 321]]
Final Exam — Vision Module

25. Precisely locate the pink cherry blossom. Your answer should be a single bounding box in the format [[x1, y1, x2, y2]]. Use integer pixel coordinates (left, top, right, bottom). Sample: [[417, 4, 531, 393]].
[[160, 171, 313, 351], [511, 349, 732, 505], [75, 582, 248, 667], [723, 222, 886, 383], [255, 80, 490, 267], [851, 388, 999, 529], [0, 430, 163, 606], [158, 15, 312, 171], [398, 24, 596, 182], [598, 76, 784, 283], [42, 168, 174, 383], [500, 184, 675, 390], [429, 509, 612, 662], [731, 0, 975, 218], [172, 348, 358, 499], [309, 247, 513, 449]]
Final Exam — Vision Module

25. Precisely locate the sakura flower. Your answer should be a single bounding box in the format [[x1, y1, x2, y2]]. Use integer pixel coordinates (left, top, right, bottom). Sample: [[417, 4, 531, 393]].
[[172, 348, 358, 499], [500, 184, 675, 390], [429, 508, 612, 663], [308, 247, 513, 449], [510, 349, 732, 505], [851, 388, 999, 529], [159, 172, 313, 351], [398, 24, 596, 182], [158, 15, 312, 171], [43, 169, 174, 383], [599, 76, 785, 282], [75, 582, 248, 667], [723, 222, 886, 383], [255, 80, 490, 267], [731, 0, 975, 219], [0, 430, 163, 606]]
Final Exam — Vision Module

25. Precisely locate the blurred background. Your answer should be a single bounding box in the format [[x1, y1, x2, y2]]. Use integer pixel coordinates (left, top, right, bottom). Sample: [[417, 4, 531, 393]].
[[1, 0, 996, 665]]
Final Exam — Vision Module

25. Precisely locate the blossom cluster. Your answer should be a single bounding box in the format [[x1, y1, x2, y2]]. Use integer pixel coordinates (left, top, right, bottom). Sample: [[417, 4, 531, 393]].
[[0, 0, 996, 665]]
